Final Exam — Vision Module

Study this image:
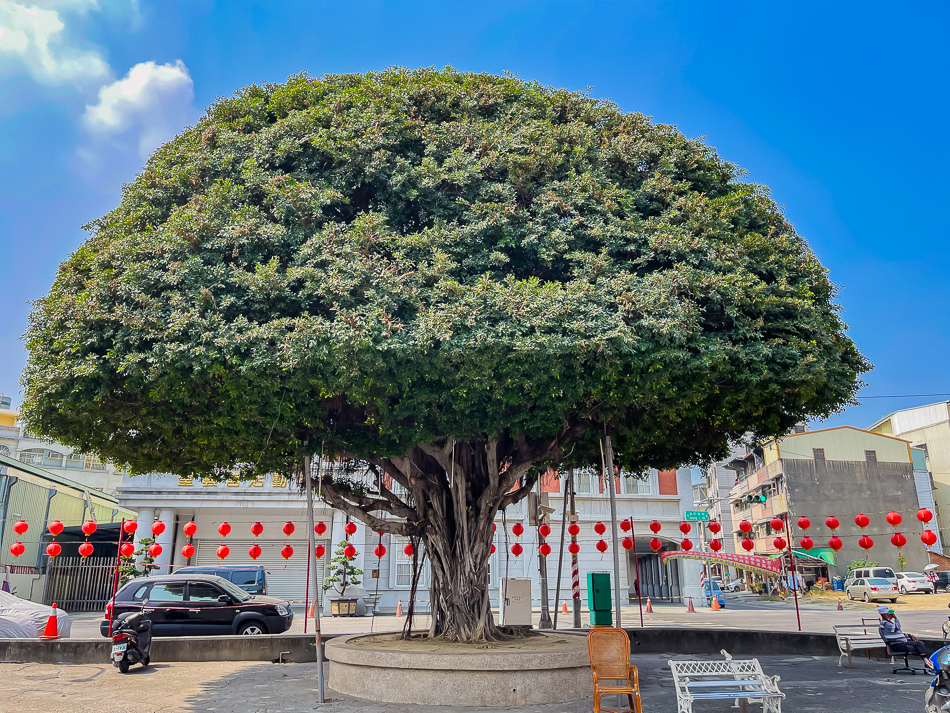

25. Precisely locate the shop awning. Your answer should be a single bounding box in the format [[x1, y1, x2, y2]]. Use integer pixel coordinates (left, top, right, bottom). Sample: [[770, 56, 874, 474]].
[[767, 548, 836, 566]]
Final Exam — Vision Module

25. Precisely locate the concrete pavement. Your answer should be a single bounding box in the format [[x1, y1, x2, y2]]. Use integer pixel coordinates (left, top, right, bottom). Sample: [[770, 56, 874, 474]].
[[2, 653, 928, 712]]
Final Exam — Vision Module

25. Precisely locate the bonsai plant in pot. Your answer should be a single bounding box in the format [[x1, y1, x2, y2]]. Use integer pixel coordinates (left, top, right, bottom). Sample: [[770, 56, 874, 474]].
[[323, 539, 363, 616]]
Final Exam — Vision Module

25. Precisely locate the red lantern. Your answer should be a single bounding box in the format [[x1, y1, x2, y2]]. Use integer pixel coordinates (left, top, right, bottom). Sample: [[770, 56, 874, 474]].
[[48, 520, 64, 536], [344, 522, 358, 536], [621, 537, 634, 550], [770, 517, 784, 532], [512, 542, 523, 557], [183, 521, 197, 537], [773, 537, 787, 550], [797, 517, 811, 531], [249, 544, 262, 560], [922, 530, 938, 547], [568, 522, 580, 536], [741, 538, 755, 552], [512, 522, 525, 537], [281, 545, 294, 560], [181, 543, 195, 559], [315, 544, 326, 558], [216, 544, 229, 559], [315, 522, 327, 535], [594, 522, 607, 535], [81, 520, 97, 536], [246, 521, 262, 537], [739, 520, 752, 533], [539, 523, 551, 538], [374, 544, 387, 558], [568, 542, 581, 555], [917, 508, 934, 524], [799, 536, 814, 551], [217, 522, 231, 537], [282, 522, 295, 537], [890, 532, 907, 549], [709, 539, 722, 552], [13, 520, 28, 535], [122, 520, 138, 535], [403, 543, 413, 557], [708, 521, 722, 535], [490, 544, 496, 554], [46, 542, 62, 558], [649, 537, 662, 552], [120, 542, 135, 557], [596, 539, 609, 553], [10, 542, 25, 558], [649, 520, 662, 534], [679, 522, 691, 535], [886, 511, 902, 527], [858, 535, 873, 551], [539, 542, 552, 557], [151, 520, 165, 536], [620, 519, 632, 532], [343, 544, 357, 558], [825, 516, 840, 531], [680, 539, 693, 551], [78, 542, 94, 558], [855, 514, 870, 529], [149, 543, 163, 558], [828, 536, 843, 552]]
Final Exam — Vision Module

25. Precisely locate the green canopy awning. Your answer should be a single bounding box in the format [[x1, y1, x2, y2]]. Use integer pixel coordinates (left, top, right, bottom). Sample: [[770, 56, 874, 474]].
[[766, 548, 836, 565]]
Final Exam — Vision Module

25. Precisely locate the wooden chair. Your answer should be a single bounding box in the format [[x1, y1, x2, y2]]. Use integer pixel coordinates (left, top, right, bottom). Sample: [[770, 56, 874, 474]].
[[587, 627, 642, 713]]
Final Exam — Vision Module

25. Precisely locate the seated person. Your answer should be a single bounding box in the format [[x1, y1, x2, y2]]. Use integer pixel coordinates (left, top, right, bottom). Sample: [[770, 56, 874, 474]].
[[878, 605, 928, 659]]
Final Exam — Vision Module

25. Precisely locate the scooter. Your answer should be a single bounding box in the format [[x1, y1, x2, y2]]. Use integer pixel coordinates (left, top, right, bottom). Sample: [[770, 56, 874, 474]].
[[110, 612, 152, 673], [925, 645, 950, 712]]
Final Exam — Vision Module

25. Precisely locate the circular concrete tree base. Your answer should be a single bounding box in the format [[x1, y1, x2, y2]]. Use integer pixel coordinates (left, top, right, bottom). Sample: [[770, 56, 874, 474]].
[[325, 631, 592, 706]]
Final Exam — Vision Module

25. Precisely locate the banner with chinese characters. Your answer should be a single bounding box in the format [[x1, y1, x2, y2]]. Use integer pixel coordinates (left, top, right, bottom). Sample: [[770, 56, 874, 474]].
[[660, 550, 782, 577]]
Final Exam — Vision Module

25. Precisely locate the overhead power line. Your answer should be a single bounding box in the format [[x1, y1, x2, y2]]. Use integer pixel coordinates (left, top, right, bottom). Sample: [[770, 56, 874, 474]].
[[860, 393, 950, 399]]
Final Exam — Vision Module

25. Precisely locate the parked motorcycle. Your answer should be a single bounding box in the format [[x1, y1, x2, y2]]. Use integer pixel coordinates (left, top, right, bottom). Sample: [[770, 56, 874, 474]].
[[925, 645, 950, 712], [110, 612, 152, 673]]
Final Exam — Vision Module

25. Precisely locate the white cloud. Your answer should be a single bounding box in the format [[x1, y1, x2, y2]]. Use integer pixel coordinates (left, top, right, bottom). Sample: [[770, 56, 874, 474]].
[[83, 60, 194, 158], [0, 1, 110, 86]]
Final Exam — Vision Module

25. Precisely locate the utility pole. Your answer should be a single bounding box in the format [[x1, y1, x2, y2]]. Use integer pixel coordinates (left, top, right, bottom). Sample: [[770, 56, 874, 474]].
[[305, 450, 326, 704], [537, 479, 553, 629], [604, 430, 622, 629], [569, 467, 581, 628]]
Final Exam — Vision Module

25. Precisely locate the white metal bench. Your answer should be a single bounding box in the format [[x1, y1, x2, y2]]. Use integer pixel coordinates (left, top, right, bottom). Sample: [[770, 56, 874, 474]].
[[668, 650, 784, 713], [833, 622, 886, 668]]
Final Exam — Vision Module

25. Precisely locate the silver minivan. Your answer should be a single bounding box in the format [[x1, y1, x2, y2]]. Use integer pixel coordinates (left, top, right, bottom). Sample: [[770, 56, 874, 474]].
[[845, 566, 897, 589]]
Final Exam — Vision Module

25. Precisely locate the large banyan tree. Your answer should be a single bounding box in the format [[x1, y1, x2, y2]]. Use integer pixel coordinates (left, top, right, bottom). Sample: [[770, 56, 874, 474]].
[[22, 68, 867, 642]]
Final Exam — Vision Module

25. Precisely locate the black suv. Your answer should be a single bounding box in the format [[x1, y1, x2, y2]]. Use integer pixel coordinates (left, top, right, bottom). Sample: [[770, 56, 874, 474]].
[[101, 574, 293, 637]]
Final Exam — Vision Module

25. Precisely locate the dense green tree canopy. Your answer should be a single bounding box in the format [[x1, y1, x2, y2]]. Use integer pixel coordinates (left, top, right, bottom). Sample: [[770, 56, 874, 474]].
[[22, 68, 867, 640]]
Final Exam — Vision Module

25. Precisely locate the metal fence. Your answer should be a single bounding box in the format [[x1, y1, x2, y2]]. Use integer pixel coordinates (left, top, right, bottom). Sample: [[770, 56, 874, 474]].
[[44, 555, 116, 612]]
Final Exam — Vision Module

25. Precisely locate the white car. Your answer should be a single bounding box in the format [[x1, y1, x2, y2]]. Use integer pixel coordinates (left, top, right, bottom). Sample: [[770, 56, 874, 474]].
[[846, 577, 899, 603], [0, 591, 71, 637], [895, 572, 935, 595]]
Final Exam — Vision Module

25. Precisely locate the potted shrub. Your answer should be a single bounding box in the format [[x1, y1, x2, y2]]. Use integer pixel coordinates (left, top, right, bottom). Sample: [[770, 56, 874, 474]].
[[323, 539, 363, 616]]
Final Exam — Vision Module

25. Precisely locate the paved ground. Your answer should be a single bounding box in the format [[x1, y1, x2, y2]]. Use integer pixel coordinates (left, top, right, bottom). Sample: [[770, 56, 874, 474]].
[[2, 653, 929, 712], [68, 591, 950, 639]]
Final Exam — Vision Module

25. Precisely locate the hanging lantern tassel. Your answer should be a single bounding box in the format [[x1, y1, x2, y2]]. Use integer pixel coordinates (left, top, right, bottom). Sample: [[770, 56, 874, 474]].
[[890, 532, 907, 550]]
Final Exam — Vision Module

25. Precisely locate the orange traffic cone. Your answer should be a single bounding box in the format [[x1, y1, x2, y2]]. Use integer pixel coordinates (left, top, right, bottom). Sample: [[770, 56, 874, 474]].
[[307, 601, 315, 617], [837, 598, 843, 611], [562, 598, 568, 614], [396, 599, 403, 616], [645, 597, 653, 613], [39, 603, 60, 640], [711, 596, 720, 611], [687, 597, 695, 613]]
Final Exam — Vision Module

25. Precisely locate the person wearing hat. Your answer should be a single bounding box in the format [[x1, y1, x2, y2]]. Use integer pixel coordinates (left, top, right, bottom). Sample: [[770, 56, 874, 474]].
[[878, 605, 928, 659]]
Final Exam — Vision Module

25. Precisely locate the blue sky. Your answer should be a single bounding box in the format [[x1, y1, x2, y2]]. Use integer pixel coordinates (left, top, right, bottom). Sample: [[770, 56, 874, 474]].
[[1, 1, 948, 429]]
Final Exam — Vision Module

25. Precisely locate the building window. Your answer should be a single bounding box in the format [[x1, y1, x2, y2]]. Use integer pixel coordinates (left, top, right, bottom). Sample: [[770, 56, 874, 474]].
[[44, 450, 64, 467], [0, 444, 9, 455], [812, 448, 825, 461], [392, 537, 426, 587], [18, 448, 44, 466], [573, 469, 593, 493], [626, 476, 652, 495], [65, 453, 84, 469], [865, 450, 877, 463]]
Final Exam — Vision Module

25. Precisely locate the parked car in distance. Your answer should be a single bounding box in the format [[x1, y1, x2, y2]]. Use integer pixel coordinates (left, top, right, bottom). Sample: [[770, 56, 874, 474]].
[[846, 577, 898, 603], [711, 577, 742, 592], [931, 571, 950, 593], [703, 581, 726, 608], [895, 572, 935, 595], [845, 567, 897, 589], [173, 565, 267, 595], [100, 574, 292, 637]]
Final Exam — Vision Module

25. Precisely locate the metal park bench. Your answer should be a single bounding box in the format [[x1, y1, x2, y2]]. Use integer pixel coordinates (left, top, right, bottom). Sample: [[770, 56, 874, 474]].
[[833, 621, 886, 668], [668, 650, 784, 713]]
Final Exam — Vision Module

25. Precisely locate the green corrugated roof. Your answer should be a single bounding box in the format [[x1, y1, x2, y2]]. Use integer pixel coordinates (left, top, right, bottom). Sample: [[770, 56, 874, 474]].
[[0, 451, 132, 514]]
